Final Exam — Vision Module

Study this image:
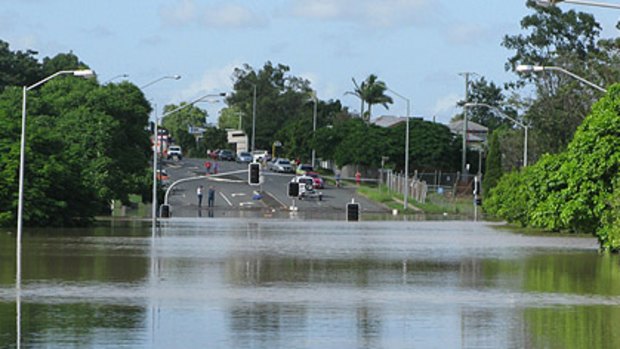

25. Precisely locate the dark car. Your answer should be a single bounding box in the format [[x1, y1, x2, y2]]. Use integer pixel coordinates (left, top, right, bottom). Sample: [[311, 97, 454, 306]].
[[218, 149, 235, 161]]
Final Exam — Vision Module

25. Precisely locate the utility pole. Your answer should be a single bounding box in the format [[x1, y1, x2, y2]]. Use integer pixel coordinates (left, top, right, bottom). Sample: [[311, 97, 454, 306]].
[[459, 72, 476, 181], [251, 84, 257, 153]]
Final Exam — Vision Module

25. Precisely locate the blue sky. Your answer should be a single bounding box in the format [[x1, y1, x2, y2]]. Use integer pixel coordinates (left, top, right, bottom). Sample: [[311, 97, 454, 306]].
[[2, 0, 619, 124]]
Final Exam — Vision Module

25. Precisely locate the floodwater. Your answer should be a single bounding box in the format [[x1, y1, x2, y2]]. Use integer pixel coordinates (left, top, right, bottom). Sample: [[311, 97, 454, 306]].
[[1, 218, 619, 348]]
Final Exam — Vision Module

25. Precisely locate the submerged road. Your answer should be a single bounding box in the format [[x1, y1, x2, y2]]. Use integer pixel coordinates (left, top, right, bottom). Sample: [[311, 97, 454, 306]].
[[161, 157, 389, 218]]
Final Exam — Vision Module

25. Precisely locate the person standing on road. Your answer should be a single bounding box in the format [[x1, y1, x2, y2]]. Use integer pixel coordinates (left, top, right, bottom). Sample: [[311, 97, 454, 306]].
[[355, 170, 361, 186], [205, 161, 212, 174], [207, 186, 215, 208], [335, 172, 341, 188], [197, 185, 204, 207]]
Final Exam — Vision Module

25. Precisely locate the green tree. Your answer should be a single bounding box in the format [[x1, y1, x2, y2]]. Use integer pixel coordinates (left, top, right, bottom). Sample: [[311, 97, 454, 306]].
[[0, 39, 42, 91], [345, 77, 367, 119], [0, 73, 152, 226], [161, 103, 208, 156], [455, 77, 516, 132], [503, 0, 612, 156], [218, 106, 243, 130], [226, 62, 312, 150], [483, 131, 503, 194], [200, 126, 228, 152], [486, 83, 620, 252], [41, 52, 88, 77]]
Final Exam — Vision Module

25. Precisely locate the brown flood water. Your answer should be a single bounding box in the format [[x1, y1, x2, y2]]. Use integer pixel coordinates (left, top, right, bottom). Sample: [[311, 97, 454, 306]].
[[1, 218, 619, 348]]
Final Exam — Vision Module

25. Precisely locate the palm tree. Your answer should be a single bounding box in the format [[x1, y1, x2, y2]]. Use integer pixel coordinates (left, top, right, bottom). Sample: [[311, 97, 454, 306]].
[[346, 74, 393, 122], [362, 74, 393, 122], [345, 77, 367, 119]]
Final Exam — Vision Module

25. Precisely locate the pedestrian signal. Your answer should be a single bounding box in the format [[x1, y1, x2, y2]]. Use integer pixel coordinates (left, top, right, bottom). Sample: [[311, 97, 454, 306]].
[[249, 163, 260, 185], [288, 182, 299, 197]]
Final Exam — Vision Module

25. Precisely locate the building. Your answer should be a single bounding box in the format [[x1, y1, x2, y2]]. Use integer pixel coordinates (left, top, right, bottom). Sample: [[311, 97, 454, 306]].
[[448, 119, 488, 150]]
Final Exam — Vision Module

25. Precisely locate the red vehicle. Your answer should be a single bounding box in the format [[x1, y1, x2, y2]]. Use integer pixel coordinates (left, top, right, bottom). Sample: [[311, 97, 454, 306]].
[[306, 172, 325, 189]]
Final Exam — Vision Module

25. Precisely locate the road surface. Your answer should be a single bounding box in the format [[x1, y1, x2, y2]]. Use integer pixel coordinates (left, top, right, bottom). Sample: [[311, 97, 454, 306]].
[[161, 158, 389, 218]]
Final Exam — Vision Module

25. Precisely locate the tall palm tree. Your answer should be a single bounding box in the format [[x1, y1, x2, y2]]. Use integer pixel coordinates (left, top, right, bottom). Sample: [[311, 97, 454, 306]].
[[346, 74, 393, 122], [362, 74, 393, 122], [345, 77, 367, 119]]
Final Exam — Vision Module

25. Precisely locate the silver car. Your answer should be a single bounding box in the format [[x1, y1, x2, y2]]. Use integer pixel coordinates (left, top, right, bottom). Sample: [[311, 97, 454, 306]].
[[269, 158, 293, 173]]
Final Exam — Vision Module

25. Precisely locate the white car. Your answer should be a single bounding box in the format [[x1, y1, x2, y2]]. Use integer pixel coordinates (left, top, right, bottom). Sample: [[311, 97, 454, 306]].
[[291, 175, 322, 200], [269, 158, 293, 173]]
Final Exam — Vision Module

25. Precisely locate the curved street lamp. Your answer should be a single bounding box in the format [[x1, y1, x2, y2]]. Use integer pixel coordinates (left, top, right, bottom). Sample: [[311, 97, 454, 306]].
[[157, 92, 227, 216], [17, 69, 96, 286], [535, 0, 620, 9], [140, 75, 181, 89], [103, 73, 129, 84], [141, 75, 182, 236], [464, 102, 529, 167], [516, 64, 607, 92]]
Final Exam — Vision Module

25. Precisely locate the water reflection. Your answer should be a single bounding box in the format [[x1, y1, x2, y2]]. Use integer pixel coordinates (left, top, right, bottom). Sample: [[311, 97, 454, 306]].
[[1, 219, 619, 348]]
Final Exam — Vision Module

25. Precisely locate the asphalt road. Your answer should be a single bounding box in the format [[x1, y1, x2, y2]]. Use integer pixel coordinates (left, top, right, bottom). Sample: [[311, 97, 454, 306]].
[[161, 157, 389, 218]]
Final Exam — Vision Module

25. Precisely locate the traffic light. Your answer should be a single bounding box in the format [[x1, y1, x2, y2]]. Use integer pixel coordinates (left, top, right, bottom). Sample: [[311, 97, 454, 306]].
[[288, 182, 299, 197], [248, 163, 260, 185], [346, 202, 360, 221]]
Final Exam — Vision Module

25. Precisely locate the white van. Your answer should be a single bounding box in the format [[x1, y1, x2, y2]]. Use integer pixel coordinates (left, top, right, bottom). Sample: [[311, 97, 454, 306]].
[[167, 145, 183, 160], [252, 150, 269, 162]]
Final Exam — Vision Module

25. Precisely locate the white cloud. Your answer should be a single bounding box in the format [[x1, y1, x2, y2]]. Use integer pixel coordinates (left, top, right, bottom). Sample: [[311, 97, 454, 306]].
[[161, 0, 267, 29], [173, 62, 241, 119], [176, 62, 239, 100], [160, 0, 197, 26], [289, 0, 435, 28], [445, 23, 491, 46]]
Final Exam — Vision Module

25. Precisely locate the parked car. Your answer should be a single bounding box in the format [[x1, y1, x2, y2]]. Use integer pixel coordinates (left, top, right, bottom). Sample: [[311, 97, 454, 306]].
[[295, 164, 313, 175], [306, 171, 325, 189], [291, 175, 322, 201], [218, 149, 235, 161], [167, 145, 183, 160], [236, 151, 253, 163], [269, 158, 293, 173]]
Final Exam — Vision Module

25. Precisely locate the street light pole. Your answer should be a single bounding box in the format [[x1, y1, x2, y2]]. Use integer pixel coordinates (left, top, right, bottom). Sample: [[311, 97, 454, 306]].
[[311, 91, 318, 168], [387, 88, 410, 210], [155, 93, 226, 216], [516, 64, 607, 92], [464, 102, 529, 167], [535, 0, 620, 9], [141, 75, 182, 237], [17, 69, 95, 287], [251, 84, 257, 153], [459, 72, 476, 180]]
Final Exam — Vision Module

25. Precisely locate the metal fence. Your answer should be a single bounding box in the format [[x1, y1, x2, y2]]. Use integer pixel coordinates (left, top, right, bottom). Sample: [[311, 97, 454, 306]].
[[381, 170, 477, 203]]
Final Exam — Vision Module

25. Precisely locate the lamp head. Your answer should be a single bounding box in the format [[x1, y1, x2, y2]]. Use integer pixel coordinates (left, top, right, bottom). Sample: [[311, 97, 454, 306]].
[[516, 65, 544, 73], [73, 69, 96, 78]]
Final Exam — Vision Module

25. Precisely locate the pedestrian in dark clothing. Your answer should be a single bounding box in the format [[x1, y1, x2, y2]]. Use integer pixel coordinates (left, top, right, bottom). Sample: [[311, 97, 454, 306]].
[[197, 185, 204, 207], [207, 186, 215, 207]]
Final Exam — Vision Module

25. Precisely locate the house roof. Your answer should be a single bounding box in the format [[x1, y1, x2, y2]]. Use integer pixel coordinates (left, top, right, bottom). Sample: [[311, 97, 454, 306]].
[[448, 119, 488, 134], [372, 115, 423, 128]]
